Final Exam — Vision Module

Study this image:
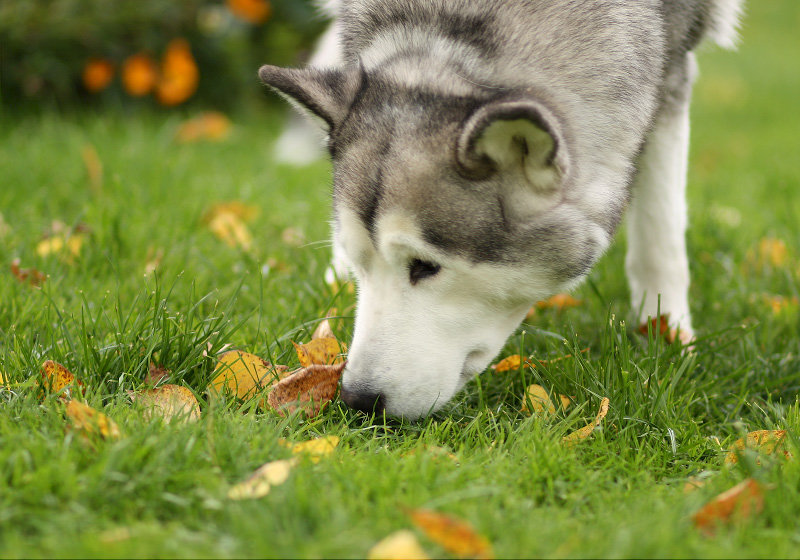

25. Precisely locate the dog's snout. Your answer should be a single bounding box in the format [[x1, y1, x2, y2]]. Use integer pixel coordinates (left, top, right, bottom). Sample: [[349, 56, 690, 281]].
[[340, 385, 385, 415]]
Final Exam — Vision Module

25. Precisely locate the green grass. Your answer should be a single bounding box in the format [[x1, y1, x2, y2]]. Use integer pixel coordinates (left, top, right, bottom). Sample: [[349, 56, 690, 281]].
[[2, 3, 800, 558]]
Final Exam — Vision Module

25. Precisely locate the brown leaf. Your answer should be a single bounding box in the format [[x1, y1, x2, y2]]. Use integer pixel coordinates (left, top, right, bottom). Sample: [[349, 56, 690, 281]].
[[40, 360, 84, 399], [407, 508, 493, 559], [130, 384, 200, 423], [368, 530, 430, 560], [293, 337, 346, 367], [227, 458, 296, 500], [146, 362, 171, 385], [491, 355, 531, 372], [66, 400, 122, 441], [267, 362, 345, 417], [536, 293, 583, 310], [562, 397, 610, 446], [10, 258, 47, 287], [724, 430, 792, 465], [209, 350, 288, 401], [692, 478, 765, 535]]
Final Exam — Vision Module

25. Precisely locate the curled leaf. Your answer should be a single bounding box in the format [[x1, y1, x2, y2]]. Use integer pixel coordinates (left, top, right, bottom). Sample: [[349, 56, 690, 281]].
[[368, 530, 430, 560], [692, 478, 765, 535], [227, 458, 295, 500], [407, 508, 493, 559], [66, 400, 122, 441], [562, 397, 610, 446], [521, 384, 570, 415], [267, 362, 345, 417], [130, 384, 200, 423], [293, 337, 346, 367]]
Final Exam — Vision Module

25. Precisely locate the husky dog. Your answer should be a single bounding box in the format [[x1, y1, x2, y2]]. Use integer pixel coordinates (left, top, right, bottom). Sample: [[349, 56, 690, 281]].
[[260, 0, 744, 419]]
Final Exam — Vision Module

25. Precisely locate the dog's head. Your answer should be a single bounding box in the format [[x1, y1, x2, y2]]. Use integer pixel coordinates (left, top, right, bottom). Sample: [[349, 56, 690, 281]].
[[261, 63, 608, 418]]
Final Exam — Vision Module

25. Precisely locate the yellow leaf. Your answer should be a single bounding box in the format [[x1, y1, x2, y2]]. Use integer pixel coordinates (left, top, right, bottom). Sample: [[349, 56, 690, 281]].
[[724, 430, 792, 465], [763, 294, 799, 316], [758, 238, 788, 267], [692, 478, 765, 535], [491, 355, 530, 372], [66, 400, 122, 440], [407, 509, 493, 559], [267, 362, 345, 417], [202, 202, 258, 251], [209, 350, 288, 401], [40, 360, 83, 398], [562, 397, 610, 446], [227, 458, 296, 500], [293, 337, 346, 367], [368, 530, 430, 560], [130, 384, 200, 423], [311, 310, 337, 341], [176, 112, 231, 143], [278, 435, 340, 463], [521, 384, 571, 415], [81, 144, 103, 193]]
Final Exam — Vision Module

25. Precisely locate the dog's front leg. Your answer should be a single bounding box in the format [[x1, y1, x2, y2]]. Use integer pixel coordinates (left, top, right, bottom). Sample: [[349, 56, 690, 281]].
[[625, 54, 698, 343]]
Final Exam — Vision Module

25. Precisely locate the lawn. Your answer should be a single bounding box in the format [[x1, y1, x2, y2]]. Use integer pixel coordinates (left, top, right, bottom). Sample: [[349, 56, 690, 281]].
[[1, 2, 799, 558]]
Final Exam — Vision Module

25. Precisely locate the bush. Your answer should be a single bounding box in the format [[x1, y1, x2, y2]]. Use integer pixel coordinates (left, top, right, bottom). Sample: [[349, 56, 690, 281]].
[[0, 0, 328, 108]]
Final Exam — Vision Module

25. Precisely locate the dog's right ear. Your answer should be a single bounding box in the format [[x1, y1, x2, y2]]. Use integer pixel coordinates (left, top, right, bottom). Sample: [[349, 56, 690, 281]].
[[259, 65, 360, 132]]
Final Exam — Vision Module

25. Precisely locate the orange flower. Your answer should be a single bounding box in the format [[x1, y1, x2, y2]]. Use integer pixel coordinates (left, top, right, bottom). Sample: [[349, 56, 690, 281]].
[[82, 58, 114, 93], [227, 0, 272, 24], [122, 53, 158, 96], [156, 39, 199, 106]]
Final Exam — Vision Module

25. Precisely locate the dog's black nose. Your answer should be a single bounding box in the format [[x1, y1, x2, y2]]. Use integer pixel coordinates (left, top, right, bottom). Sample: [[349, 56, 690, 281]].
[[340, 386, 385, 415]]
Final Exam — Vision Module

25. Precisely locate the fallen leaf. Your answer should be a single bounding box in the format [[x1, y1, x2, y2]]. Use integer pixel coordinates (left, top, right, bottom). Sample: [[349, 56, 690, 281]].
[[637, 314, 693, 345], [521, 384, 570, 414], [81, 144, 103, 193], [130, 384, 200, 423], [762, 294, 799, 316], [692, 478, 765, 535], [368, 530, 430, 560], [10, 258, 46, 287], [536, 293, 583, 310], [66, 400, 122, 441], [757, 238, 788, 268], [40, 360, 84, 398], [293, 337, 346, 367], [407, 508, 493, 559], [562, 397, 610, 446], [227, 458, 295, 500], [312, 310, 337, 340], [202, 202, 258, 251], [176, 112, 231, 143], [279, 435, 340, 463], [267, 362, 345, 417], [146, 362, 170, 385], [36, 222, 89, 262], [724, 430, 792, 465], [491, 355, 531, 372], [209, 350, 288, 401]]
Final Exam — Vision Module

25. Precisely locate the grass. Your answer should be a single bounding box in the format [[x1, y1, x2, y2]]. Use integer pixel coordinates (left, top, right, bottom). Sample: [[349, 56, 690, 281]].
[[1, 2, 799, 557]]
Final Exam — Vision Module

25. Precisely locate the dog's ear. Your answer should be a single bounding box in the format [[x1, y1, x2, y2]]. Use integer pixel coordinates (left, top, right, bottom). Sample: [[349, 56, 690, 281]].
[[456, 98, 568, 195], [259, 64, 360, 131]]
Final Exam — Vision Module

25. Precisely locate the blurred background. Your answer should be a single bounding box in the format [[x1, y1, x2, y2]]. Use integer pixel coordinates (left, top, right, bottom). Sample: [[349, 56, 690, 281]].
[[0, 0, 325, 110]]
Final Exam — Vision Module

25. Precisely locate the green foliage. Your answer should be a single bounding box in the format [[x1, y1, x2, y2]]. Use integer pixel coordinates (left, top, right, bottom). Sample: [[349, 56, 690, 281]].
[[0, 0, 326, 107]]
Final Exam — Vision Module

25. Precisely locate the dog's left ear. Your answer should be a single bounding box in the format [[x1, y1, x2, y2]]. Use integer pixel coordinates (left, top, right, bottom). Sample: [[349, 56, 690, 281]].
[[259, 64, 360, 132], [456, 97, 569, 196]]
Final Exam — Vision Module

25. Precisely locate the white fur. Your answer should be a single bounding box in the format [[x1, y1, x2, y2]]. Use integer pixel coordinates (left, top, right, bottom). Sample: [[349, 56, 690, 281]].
[[707, 0, 745, 50], [625, 56, 697, 336], [337, 208, 548, 418]]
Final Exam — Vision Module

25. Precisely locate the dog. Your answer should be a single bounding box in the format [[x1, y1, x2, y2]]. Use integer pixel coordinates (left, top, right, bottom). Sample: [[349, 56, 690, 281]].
[[259, 0, 744, 419]]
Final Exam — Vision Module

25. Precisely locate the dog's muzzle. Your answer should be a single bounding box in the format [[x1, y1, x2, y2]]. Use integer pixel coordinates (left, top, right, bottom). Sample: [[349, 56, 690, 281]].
[[340, 385, 386, 415]]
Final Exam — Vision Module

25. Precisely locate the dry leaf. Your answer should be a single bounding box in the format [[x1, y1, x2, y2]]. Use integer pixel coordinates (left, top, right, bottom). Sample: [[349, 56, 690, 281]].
[[312, 310, 338, 341], [81, 144, 103, 193], [407, 508, 493, 559], [293, 337, 346, 367], [40, 360, 84, 398], [176, 112, 231, 143], [66, 400, 122, 441], [536, 293, 583, 310], [10, 258, 46, 287], [521, 384, 570, 414], [724, 430, 791, 465], [562, 397, 610, 446], [267, 362, 345, 417], [209, 350, 288, 401], [491, 355, 530, 372], [227, 458, 295, 500], [130, 384, 200, 423], [202, 202, 258, 251], [368, 530, 430, 560], [692, 478, 765, 535], [146, 362, 170, 385], [279, 435, 340, 463]]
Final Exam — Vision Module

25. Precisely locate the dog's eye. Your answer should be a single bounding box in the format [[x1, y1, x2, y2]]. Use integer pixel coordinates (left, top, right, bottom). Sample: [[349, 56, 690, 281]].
[[408, 259, 441, 285]]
